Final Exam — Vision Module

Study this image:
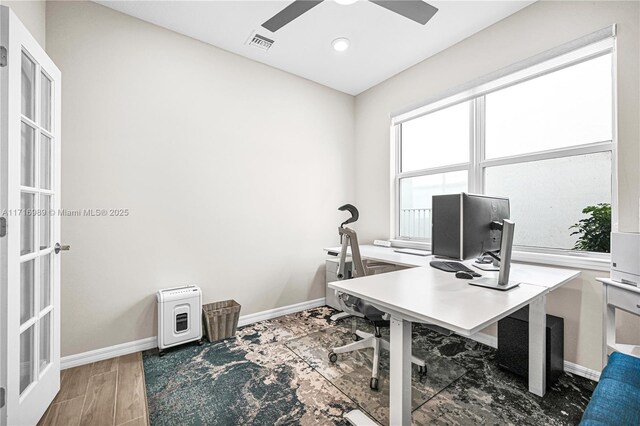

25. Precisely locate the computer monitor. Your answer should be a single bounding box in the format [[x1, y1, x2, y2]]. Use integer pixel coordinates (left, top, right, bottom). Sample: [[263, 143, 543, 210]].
[[432, 193, 510, 260], [432, 193, 519, 290]]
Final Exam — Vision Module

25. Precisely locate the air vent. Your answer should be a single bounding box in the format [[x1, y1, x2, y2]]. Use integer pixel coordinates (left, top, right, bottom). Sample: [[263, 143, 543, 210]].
[[247, 31, 274, 51]]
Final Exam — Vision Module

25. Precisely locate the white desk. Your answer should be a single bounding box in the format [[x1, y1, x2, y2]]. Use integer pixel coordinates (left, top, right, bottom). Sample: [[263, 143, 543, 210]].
[[598, 277, 640, 367], [326, 245, 580, 426]]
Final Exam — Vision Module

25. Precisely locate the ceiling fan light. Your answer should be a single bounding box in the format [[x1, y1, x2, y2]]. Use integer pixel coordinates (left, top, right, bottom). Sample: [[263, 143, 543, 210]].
[[334, 0, 358, 5], [331, 37, 350, 52]]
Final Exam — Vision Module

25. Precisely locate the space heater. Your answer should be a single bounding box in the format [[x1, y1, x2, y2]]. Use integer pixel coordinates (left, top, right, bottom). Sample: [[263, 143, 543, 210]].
[[157, 285, 203, 355]]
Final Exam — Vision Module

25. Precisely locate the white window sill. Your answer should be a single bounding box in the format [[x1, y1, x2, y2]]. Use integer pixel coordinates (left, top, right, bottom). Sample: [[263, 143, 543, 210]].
[[511, 250, 609, 272], [389, 239, 610, 272]]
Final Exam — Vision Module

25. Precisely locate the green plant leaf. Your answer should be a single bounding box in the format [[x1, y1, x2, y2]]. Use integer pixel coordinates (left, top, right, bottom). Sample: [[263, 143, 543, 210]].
[[569, 203, 611, 253]]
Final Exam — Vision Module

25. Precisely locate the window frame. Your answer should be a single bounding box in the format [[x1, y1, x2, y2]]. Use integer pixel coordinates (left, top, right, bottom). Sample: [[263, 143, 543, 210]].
[[391, 33, 617, 270]]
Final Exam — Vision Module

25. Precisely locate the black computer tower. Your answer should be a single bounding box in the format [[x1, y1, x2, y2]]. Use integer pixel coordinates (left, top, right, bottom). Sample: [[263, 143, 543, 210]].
[[496, 306, 564, 388]]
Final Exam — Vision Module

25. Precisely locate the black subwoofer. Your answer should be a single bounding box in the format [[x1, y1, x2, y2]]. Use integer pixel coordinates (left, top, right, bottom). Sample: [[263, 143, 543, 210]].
[[496, 306, 564, 388]]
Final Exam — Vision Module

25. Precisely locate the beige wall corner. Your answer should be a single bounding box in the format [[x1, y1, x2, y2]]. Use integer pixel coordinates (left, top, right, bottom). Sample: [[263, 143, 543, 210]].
[[1, 0, 46, 47], [46, 0, 355, 357]]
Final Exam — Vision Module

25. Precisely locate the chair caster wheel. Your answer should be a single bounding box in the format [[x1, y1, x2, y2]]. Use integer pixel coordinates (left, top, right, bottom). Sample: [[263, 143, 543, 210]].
[[370, 377, 379, 391], [328, 352, 338, 363], [159, 350, 165, 357], [197, 339, 204, 346], [418, 365, 427, 376]]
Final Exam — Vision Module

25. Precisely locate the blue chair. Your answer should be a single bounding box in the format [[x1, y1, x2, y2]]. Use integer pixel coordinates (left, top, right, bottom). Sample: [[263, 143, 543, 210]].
[[580, 352, 640, 425]]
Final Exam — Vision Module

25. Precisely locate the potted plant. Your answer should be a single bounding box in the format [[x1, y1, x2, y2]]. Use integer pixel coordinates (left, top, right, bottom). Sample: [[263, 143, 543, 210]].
[[569, 203, 611, 253]]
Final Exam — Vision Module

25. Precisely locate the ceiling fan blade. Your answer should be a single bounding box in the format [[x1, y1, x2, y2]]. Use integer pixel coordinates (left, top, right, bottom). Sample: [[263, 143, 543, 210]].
[[262, 0, 324, 32], [370, 0, 438, 25]]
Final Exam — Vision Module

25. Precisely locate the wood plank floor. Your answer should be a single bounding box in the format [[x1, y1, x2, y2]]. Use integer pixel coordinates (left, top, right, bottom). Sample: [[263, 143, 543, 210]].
[[38, 352, 149, 426]]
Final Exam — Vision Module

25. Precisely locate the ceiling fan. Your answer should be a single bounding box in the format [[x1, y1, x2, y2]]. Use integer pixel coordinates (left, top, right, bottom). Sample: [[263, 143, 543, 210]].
[[262, 0, 439, 33]]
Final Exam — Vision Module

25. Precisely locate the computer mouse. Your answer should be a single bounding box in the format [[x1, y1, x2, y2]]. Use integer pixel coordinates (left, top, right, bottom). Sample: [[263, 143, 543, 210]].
[[455, 271, 474, 279]]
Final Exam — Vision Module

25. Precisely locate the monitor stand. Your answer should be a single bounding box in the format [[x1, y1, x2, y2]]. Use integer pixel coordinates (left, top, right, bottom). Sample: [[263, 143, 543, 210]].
[[468, 277, 520, 291], [469, 219, 520, 291]]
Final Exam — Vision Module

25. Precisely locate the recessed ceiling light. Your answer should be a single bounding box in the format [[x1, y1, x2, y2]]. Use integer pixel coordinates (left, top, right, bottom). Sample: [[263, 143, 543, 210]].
[[332, 37, 350, 52], [334, 0, 358, 5]]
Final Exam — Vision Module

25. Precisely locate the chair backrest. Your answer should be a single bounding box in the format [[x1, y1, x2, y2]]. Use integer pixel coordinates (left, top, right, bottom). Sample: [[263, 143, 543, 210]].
[[334, 226, 370, 318], [338, 226, 368, 278]]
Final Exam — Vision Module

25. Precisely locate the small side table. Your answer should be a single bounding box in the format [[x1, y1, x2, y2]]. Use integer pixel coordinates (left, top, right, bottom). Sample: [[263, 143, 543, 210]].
[[597, 278, 640, 368]]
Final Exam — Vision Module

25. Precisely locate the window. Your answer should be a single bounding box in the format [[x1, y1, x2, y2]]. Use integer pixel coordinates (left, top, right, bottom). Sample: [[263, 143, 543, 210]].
[[399, 101, 471, 239], [394, 41, 614, 255]]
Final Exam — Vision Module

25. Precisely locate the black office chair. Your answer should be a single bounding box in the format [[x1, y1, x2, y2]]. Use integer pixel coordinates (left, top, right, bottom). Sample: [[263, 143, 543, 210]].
[[328, 205, 426, 390]]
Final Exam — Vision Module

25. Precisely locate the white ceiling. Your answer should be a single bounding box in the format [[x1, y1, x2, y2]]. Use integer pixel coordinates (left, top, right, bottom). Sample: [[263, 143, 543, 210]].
[[95, 0, 535, 95]]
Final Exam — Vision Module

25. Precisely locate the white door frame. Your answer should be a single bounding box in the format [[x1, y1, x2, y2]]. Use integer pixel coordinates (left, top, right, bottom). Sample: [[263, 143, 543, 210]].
[[0, 9, 7, 425], [0, 6, 62, 425], [0, 9, 10, 426]]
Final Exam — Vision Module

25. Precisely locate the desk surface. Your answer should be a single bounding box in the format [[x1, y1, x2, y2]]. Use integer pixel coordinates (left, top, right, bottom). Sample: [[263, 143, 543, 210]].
[[324, 245, 433, 267], [597, 277, 640, 295], [326, 244, 580, 291], [327, 245, 580, 336], [509, 263, 579, 291], [329, 266, 546, 336]]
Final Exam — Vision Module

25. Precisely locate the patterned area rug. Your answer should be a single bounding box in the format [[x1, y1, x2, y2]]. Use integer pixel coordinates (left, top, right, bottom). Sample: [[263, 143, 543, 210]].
[[143, 307, 596, 425], [144, 320, 354, 424]]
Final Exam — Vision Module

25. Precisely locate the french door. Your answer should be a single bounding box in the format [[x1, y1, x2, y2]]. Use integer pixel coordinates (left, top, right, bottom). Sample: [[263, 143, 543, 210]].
[[0, 6, 62, 425]]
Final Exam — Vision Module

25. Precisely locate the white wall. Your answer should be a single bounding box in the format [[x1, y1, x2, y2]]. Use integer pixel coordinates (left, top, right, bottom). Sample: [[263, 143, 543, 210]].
[[1, 0, 45, 47], [46, 1, 355, 356], [354, 0, 639, 372]]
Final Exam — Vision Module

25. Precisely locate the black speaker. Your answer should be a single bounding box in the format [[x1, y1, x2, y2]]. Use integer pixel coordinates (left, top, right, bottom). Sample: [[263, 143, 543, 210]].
[[496, 306, 564, 388]]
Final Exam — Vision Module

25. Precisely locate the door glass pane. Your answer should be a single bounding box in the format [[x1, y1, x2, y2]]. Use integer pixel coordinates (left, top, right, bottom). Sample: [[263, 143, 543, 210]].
[[40, 254, 51, 310], [41, 73, 52, 131], [399, 170, 468, 239], [20, 260, 35, 325], [21, 52, 36, 120], [40, 312, 51, 373], [20, 326, 35, 395], [401, 101, 471, 172], [21, 192, 35, 255], [40, 195, 51, 249], [21, 123, 35, 187], [485, 54, 612, 159], [40, 134, 52, 189], [484, 152, 611, 250]]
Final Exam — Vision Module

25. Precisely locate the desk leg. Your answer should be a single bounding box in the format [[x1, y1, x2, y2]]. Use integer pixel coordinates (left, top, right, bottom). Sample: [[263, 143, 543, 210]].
[[528, 294, 547, 397], [389, 316, 411, 426], [603, 285, 615, 368]]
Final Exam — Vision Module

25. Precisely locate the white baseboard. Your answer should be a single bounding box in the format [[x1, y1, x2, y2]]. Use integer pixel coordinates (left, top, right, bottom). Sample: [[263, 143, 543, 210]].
[[61, 336, 157, 370], [467, 332, 601, 382], [61, 297, 326, 370], [237, 297, 326, 327], [564, 360, 601, 381]]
